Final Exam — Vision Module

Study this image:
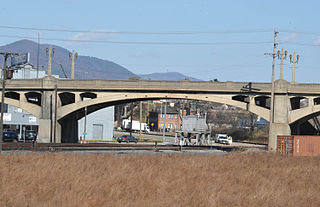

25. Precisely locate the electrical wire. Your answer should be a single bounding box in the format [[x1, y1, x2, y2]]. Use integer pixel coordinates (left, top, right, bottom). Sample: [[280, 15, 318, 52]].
[[0, 34, 273, 45], [280, 30, 320, 36], [279, 42, 320, 47], [0, 25, 273, 35]]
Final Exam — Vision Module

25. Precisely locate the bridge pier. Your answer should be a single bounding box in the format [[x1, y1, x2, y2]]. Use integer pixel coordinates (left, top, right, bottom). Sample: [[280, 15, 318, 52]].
[[268, 123, 291, 151], [37, 82, 63, 143], [38, 119, 51, 143], [268, 80, 291, 151]]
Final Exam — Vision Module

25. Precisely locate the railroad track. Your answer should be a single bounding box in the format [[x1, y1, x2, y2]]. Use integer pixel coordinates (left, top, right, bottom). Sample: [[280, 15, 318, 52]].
[[234, 140, 268, 146], [1, 142, 266, 152]]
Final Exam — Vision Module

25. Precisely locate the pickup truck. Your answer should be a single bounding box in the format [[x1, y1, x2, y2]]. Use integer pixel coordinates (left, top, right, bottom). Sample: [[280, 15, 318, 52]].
[[214, 134, 232, 145]]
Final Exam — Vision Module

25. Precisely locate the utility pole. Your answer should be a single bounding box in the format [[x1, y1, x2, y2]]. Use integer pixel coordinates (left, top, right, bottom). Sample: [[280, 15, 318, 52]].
[[278, 48, 287, 80], [69, 50, 78, 79], [265, 30, 278, 125], [37, 33, 40, 79], [145, 101, 149, 128], [139, 101, 142, 135], [290, 52, 299, 84], [266, 30, 278, 151], [83, 106, 87, 142], [46, 45, 55, 76], [0, 52, 19, 153], [162, 100, 167, 142], [53, 84, 58, 143], [241, 82, 260, 135], [130, 102, 133, 137]]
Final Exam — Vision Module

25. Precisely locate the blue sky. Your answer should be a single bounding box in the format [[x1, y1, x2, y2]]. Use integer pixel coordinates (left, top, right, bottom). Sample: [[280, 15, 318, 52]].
[[0, 0, 320, 82]]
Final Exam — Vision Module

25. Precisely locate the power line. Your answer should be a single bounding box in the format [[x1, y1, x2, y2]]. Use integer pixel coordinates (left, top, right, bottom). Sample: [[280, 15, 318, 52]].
[[279, 41, 320, 47], [0, 34, 273, 46], [124, 63, 266, 68], [3, 25, 320, 36], [280, 29, 320, 36], [0, 25, 272, 35]]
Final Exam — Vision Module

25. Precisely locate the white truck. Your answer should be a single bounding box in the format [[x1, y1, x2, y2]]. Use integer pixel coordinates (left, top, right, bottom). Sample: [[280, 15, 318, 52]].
[[121, 119, 150, 133], [214, 134, 232, 145]]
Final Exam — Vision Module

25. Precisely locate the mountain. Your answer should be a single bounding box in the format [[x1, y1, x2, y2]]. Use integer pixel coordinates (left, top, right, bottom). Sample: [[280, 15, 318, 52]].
[[139, 72, 202, 81], [0, 39, 136, 80], [0, 40, 202, 81]]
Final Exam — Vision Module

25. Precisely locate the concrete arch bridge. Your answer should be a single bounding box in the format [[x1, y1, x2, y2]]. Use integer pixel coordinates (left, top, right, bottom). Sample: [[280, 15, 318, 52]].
[[3, 76, 320, 151]]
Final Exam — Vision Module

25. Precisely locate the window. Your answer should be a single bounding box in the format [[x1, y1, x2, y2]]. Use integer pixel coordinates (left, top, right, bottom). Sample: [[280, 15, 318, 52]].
[[168, 114, 174, 119]]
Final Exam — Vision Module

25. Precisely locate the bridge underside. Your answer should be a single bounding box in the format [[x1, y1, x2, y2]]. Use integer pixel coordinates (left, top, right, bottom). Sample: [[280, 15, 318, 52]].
[[290, 112, 320, 136], [59, 101, 127, 143]]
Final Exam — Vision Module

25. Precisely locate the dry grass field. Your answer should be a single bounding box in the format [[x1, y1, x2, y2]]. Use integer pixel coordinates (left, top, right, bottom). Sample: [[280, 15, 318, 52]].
[[0, 152, 319, 207]]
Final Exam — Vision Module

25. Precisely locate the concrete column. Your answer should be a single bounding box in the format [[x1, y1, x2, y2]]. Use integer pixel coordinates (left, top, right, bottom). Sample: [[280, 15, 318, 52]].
[[268, 80, 291, 151], [37, 77, 62, 143], [308, 97, 312, 108], [268, 123, 291, 151], [38, 90, 55, 143], [20, 92, 28, 103], [38, 119, 51, 143], [75, 92, 81, 103]]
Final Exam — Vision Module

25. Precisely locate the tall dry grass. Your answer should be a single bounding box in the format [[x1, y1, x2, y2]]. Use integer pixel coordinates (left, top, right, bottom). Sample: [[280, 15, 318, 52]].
[[0, 152, 319, 207]]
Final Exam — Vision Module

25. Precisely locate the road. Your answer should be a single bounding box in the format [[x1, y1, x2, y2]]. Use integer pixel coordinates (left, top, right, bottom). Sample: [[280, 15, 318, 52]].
[[114, 130, 267, 148]]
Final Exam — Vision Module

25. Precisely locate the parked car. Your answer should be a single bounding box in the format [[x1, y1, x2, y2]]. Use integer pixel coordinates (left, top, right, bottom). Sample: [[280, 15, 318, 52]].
[[24, 130, 37, 141], [117, 135, 138, 143], [3, 131, 19, 142], [214, 134, 232, 145]]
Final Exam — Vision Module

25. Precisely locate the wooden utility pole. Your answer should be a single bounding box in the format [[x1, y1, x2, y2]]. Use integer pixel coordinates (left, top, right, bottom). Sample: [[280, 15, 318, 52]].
[[269, 31, 278, 124], [37, 33, 40, 79], [162, 100, 167, 142], [53, 84, 58, 143], [130, 102, 133, 137], [0, 52, 19, 153], [139, 101, 142, 135]]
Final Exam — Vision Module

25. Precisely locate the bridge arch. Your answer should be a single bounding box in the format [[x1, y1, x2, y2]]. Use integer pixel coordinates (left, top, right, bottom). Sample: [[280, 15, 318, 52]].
[[0, 98, 41, 118], [57, 92, 271, 122], [290, 104, 320, 124]]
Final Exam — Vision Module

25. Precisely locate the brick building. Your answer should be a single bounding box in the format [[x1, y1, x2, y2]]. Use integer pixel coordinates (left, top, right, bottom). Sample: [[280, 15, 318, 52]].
[[149, 108, 181, 132]]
